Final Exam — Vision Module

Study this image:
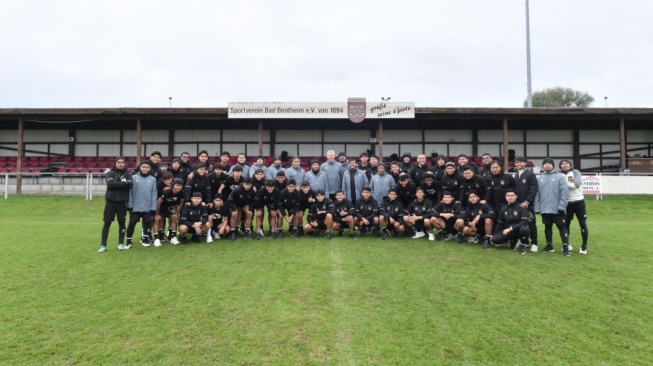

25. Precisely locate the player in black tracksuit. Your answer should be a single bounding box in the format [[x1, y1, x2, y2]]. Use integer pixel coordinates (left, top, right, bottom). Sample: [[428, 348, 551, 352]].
[[491, 189, 531, 254], [155, 178, 185, 245], [429, 191, 466, 242], [513, 156, 538, 246], [278, 179, 301, 238], [379, 189, 405, 240], [330, 190, 356, 239], [207, 195, 230, 239], [227, 178, 256, 240], [394, 174, 417, 210], [98, 157, 132, 252], [487, 160, 516, 213], [304, 189, 334, 239], [297, 181, 317, 237], [208, 165, 227, 199], [462, 190, 496, 248], [460, 165, 491, 208], [440, 163, 464, 204], [184, 163, 212, 203], [420, 171, 441, 204], [354, 187, 379, 237], [254, 179, 280, 239], [178, 192, 209, 243], [403, 187, 434, 240]]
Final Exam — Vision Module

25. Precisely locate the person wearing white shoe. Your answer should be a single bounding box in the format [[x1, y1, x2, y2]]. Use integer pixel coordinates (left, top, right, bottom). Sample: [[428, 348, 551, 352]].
[[462, 190, 495, 247], [404, 187, 434, 240], [490, 189, 531, 254], [99, 157, 132, 253], [207, 195, 231, 241], [154, 178, 185, 246], [170, 236, 180, 245], [178, 192, 210, 243], [560, 159, 589, 255], [153, 239, 162, 247]]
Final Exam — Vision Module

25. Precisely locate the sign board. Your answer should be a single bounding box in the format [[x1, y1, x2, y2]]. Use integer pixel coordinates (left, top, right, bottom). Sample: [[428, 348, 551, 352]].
[[228, 100, 415, 122], [581, 175, 602, 195]]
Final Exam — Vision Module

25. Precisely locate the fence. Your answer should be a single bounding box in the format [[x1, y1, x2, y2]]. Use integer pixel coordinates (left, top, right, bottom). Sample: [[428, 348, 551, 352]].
[[2, 172, 653, 200]]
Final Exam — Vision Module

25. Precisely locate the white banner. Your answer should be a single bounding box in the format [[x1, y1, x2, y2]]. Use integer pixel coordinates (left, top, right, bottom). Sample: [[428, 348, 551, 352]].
[[228, 101, 415, 120], [581, 175, 602, 195]]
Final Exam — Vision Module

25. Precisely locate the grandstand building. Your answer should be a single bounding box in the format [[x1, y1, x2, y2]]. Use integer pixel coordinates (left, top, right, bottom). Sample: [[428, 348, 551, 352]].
[[1, 107, 653, 178]]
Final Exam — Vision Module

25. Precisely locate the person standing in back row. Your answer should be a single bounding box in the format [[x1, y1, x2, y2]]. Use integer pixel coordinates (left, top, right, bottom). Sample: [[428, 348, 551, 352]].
[[98, 157, 132, 253], [559, 159, 588, 255], [321, 150, 344, 200], [534, 158, 570, 256], [126, 161, 158, 249]]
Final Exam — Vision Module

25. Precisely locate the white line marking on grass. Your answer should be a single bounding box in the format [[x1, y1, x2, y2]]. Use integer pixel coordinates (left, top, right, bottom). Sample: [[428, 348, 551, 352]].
[[330, 243, 354, 364]]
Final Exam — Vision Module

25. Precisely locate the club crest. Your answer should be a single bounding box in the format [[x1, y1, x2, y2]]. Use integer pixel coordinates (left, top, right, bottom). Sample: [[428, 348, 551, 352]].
[[348, 97, 366, 123]]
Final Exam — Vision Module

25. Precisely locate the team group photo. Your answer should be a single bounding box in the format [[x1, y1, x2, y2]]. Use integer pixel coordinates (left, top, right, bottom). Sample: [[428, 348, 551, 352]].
[[101, 148, 589, 257]]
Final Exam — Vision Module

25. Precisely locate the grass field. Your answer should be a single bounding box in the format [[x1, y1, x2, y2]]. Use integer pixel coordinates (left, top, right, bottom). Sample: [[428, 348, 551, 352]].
[[1, 195, 652, 365]]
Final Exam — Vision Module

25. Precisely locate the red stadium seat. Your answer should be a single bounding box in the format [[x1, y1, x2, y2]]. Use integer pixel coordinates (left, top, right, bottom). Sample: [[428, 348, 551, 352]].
[[62, 156, 72, 162], [0, 161, 6, 167]]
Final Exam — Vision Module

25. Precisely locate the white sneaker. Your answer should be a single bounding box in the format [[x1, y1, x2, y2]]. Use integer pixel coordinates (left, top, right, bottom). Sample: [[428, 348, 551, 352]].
[[206, 235, 214, 243], [428, 233, 435, 241], [444, 234, 455, 241], [141, 241, 151, 248], [530, 244, 538, 252], [153, 239, 162, 247], [579, 246, 587, 255], [568, 244, 573, 251], [412, 231, 425, 239], [170, 237, 180, 245], [215, 234, 221, 240], [468, 237, 475, 243]]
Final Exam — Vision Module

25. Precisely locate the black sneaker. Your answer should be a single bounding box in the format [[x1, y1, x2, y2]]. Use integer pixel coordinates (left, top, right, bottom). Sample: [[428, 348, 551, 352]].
[[276, 231, 283, 239], [291, 231, 299, 239], [543, 244, 555, 252], [509, 239, 517, 250], [179, 236, 188, 244], [437, 231, 446, 242], [245, 231, 252, 239], [191, 234, 200, 243], [325, 232, 332, 240], [372, 228, 379, 237], [349, 233, 356, 239], [338, 229, 344, 237], [298, 227, 304, 237], [456, 234, 463, 244], [256, 233, 263, 240], [382, 230, 389, 240], [562, 245, 570, 257], [359, 227, 367, 237], [268, 230, 275, 238], [230, 232, 237, 241], [482, 238, 491, 249], [517, 244, 525, 255]]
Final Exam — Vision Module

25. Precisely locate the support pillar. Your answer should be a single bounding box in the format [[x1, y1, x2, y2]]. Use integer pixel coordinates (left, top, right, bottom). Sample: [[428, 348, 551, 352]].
[[136, 117, 142, 166], [378, 120, 384, 161], [16, 117, 24, 195], [620, 116, 627, 170], [502, 117, 509, 173]]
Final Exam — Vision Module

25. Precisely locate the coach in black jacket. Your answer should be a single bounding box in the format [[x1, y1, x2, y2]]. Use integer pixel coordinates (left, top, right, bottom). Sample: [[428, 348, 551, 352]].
[[98, 157, 133, 252]]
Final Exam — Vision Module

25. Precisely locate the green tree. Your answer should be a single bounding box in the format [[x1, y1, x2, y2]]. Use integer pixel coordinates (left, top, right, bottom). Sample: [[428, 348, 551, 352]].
[[524, 86, 595, 108]]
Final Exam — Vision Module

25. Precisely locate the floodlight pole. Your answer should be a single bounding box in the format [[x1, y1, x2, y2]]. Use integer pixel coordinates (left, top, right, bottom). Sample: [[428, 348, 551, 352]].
[[525, 0, 533, 108]]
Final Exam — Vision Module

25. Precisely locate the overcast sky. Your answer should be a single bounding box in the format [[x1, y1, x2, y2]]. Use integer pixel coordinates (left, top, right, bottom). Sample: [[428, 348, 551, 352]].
[[1, 0, 651, 109]]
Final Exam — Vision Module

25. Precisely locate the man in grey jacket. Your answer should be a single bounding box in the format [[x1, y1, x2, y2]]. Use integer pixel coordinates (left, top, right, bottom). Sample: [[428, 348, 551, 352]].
[[126, 161, 159, 249], [342, 160, 369, 202], [369, 164, 394, 205], [320, 150, 344, 200], [534, 157, 570, 256], [266, 156, 285, 180], [305, 160, 329, 193], [285, 156, 306, 184]]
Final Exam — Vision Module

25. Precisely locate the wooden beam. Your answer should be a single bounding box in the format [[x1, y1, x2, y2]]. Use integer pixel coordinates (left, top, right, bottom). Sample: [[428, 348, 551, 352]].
[[620, 116, 627, 170], [16, 117, 23, 195], [378, 120, 384, 161], [136, 117, 142, 166], [258, 120, 263, 156], [502, 117, 509, 173]]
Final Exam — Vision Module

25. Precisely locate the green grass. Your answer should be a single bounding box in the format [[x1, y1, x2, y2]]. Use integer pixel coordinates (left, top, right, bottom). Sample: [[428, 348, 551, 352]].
[[1, 195, 652, 365]]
